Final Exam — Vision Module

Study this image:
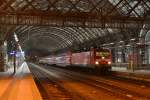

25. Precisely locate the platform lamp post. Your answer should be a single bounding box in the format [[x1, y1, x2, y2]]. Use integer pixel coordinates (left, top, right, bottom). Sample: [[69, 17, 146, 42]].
[[130, 38, 137, 72], [10, 40, 18, 74], [10, 50, 16, 74], [12, 33, 19, 74], [13, 42, 20, 74], [13, 50, 16, 74]]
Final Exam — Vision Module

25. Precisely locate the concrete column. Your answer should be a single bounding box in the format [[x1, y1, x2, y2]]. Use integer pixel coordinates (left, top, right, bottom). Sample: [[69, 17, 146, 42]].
[[0, 45, 4, 71], [0, 41, 8, 72]]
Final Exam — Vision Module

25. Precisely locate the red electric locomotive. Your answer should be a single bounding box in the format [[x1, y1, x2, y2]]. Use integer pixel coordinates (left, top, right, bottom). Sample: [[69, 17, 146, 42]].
[[39, 48, 112, 71], [71, 48, 111, 71]]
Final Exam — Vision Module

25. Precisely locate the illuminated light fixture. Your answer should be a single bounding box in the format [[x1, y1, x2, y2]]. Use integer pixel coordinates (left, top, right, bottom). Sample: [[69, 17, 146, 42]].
[[102, 57, 105, 59], [136, 42, 142, 45], [14, 33, 19, 42], [95, 61, 99, 65], [110, 42, 114, 45], [10, 52, 15, 55], [4, 42, 7, 46], [10, 51, 16, 55], [119, 41, 124, 43], [131, 38, 135, 41], [14, 32, 25, 60], [126, 44, 131, 47], [108, 61, 111, 65]]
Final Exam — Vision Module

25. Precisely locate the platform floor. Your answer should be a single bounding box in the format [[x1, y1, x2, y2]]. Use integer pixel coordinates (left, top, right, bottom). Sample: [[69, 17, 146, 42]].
[[112, 66, 150, 82], [0, 62, 42, 100], [112, 66, 150, 75]]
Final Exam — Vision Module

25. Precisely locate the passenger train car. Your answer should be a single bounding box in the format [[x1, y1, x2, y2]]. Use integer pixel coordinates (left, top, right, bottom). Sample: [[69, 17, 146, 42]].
[[39, 48, 112, 71]]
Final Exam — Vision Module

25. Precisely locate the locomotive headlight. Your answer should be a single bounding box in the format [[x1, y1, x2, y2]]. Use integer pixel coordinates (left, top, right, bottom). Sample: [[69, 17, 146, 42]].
[[102, 57, 105, 59], [95, 61, 99, 65], [108, 61, 111, 65]]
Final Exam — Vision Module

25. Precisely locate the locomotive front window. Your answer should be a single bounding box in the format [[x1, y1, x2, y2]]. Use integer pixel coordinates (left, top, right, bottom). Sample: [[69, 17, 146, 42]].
[[96, 52, 110, 57]]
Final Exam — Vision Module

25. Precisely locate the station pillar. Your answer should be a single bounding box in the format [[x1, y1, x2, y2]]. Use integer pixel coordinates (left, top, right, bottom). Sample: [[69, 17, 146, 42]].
[[0, 41, 8, 72]]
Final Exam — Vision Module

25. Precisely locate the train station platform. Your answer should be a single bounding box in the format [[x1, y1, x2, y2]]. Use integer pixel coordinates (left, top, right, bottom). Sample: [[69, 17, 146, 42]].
[[112, 67, 150, 82], [0, 62, 42, 100]]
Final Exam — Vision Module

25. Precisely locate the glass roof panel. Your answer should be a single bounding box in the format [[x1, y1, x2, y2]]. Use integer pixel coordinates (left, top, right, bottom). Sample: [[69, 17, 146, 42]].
[[32, 0, 49, 10], [55, 0, 72, 12], [108, 0, 150, 17], [79, 27, 92, 40], [108, 0, 120, 5], [11, 0, 27, 10], [76, 0, 93, 12]]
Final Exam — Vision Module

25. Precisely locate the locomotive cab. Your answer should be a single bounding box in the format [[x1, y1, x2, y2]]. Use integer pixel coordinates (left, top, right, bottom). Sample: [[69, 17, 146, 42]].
[[92, 48, 112, 71]]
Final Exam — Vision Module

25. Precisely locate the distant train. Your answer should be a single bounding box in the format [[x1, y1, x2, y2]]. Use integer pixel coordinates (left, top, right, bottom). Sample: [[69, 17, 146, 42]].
[[39, 48, 112, 71]]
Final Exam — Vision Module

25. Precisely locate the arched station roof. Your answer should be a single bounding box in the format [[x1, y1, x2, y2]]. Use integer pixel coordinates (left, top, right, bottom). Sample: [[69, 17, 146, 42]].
[[0, 0, 149, 55]]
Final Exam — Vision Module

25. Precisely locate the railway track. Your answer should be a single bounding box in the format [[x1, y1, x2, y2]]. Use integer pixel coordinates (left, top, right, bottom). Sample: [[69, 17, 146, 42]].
[[59, 66, 150, 86], [29, 63, 150, 100], [53, 65, 150, 90], [42, 65, 150, 100], [30, 66, 86, 100], [109, 74, 150, 87]]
